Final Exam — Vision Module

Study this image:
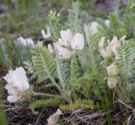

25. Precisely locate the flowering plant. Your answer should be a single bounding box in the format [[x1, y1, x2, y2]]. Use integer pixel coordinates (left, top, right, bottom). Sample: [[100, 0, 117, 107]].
[[0, 0, 135, 124], [4, 67, 30, 103]]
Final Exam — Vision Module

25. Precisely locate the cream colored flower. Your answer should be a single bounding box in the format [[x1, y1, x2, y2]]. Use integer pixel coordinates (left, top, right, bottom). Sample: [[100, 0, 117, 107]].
[[89, 21, 100, 35], [4, 67, 30, 103], [59, 29, 84, 50], [55, 44, 72, 59], [98, 37, 112, 58], [58, 38, 69, 47], [107, 77, 118, 89], [110, 36, 121, 57], [50, 43, 73, 59], [16, 37, 35, 47], [71, 33, 85, 50], [60, 29, 73, 46], [99, 36, 121, 59], [41, 26, 51, 39], [106, 63, 119, 76], [105, 20, 111, 27], [48, 29, 85, 59]]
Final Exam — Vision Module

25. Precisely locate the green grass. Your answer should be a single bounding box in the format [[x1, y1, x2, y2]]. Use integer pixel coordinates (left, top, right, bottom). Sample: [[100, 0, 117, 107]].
[[0, 111, 7, 125]]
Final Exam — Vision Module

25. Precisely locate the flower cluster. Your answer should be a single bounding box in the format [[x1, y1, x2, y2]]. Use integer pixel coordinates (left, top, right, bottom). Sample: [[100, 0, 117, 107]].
[[4, 67, 30, 103], [106, 63, 120, 89], [16, 37, 35, 48], [98, 36, 121, 59], [98, 36, 126, 89], [48, 29, 85, 59]]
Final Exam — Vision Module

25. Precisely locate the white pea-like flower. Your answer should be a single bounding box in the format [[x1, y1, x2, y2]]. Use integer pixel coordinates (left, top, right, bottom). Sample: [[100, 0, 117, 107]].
[[53, 43, 73, 59], [16, 37, 26, 46], [60, 29, 73, 46], [48, 42, 73, 59], [4, 67, 30, 103], [59, 29, 84, 50], [71, 33, 85, 50], [105, 20, 111, 27], [16, 37, 35, 47], [26, 38, 35, 47], [110, 36, 121, 57], [107, 77, 118, 89], [41, 26, 51, 39], [99, 36, 121, 59], [98, 37, 112, 58], [48, 29, 85, 59], [106, 63, 119, 76], [89, 21, 100, 35]]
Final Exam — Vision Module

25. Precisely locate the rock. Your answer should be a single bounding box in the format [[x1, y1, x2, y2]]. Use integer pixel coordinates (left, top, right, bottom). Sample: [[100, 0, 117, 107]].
[[0, 4, 8, 14], [95, 0, 128, 12], [95, 0, 119, 12]]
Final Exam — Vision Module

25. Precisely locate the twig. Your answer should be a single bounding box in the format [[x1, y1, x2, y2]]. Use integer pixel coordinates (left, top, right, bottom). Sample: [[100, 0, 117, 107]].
[[4, 106, 23, 112], [65, 109, 106, 125], [127, 115, 132, 125], [0, 104, 13, 108], [35, 109, 44, 125], [71, 108, 84, 116], [83, 112, 105, 120], [118, 99, 135, 112]]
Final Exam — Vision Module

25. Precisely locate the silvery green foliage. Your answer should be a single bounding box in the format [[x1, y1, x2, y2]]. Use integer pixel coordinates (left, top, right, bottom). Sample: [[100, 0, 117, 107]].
[[118, 39, 135, 83], [31, 42, 56, 83], [70, 55, 82, 88], [0, 39, 9, 65], [0, 38, 33, 67], [123, 1, 135, 37], [59, 60, 70, 83], [117, 39, 135, 101], [48, 11, 61, 39], [66, 1, 82, 32], [14, 0, 40, 16], [0, 39, 15, 67]]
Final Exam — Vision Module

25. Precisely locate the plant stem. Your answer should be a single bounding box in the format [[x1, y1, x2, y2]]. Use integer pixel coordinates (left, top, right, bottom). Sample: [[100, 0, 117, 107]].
[[55, 58, 65, 89], [44, 63, 62, 92], [32, 91, 61, 98]]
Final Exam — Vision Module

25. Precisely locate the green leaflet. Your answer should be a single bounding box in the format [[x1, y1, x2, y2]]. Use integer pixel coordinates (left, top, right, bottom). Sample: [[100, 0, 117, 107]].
[[117, 39, 135, 102], [66, 1, 82, 32], [118, 39, 135, 80], [30, 97, 63, 110], [0, 39, 14, 67], [31, 43, 56, 83], [16, 0, 40, 16], [70, 55, 82, 88], [60, 99, 94, 112]]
